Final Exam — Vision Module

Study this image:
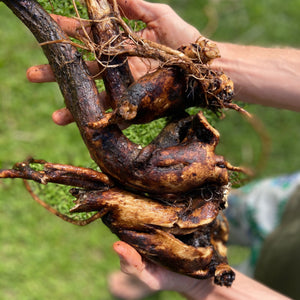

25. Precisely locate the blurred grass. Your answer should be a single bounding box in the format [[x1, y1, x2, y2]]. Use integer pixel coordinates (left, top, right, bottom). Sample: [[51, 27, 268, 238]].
[[0, 0, 299, 299]]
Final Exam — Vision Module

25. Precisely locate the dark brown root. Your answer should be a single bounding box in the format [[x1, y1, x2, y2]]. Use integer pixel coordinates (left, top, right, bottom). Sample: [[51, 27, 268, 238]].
[[1, 0, 258, 288]]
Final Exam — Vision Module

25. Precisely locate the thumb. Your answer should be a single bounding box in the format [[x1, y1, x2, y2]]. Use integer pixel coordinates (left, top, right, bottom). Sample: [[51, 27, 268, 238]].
[[113, 241, 146, 275]]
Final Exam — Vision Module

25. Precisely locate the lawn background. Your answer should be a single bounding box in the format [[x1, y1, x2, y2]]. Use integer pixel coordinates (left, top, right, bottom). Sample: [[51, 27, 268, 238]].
[[0, 0, 300, 299]]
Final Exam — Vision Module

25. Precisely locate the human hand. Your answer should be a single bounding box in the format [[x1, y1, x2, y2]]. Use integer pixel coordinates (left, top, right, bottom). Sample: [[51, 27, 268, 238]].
[[110, 241, 211, 299], [117, 0, 200, 49], [111, 241, 294, 300], [26, 0, 201, 126]]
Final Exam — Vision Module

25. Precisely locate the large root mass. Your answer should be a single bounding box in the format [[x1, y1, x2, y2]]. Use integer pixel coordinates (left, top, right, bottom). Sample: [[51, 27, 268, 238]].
[[0, 0, 252, 286]]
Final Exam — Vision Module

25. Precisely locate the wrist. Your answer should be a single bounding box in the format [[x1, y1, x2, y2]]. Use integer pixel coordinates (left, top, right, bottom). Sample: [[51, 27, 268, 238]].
[[210, 41, 241, 75], [209, 41, 255, 104]]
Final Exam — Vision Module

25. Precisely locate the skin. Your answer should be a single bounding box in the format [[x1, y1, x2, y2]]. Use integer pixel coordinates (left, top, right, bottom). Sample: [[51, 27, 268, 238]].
[[26, 0, 299, 299], [214, 43, 300, 111], [111, 241, 290, 300]]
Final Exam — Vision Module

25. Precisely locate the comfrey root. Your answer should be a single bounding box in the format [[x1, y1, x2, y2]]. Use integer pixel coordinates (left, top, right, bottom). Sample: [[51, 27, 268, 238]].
[[0, 0, 255, 287]]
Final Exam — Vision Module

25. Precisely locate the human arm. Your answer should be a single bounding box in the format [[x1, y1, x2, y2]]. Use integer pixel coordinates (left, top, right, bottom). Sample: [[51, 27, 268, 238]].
[[112, 0, 300, 112], [27, 0, 300, 126], [213, 43, 300, 111], [112, 241, 291, 300], [125, 0, 300, 111], [122, 0, 300, 111], [23, 2, 296, 298]]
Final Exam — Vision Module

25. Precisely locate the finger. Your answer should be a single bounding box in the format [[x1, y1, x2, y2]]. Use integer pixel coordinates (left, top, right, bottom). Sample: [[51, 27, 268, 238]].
[[118, 0, 201, 49], [27, 57, 149, 84], [112, 241, 170, 293], [113, 241, 146, 274], [117, 0, 165, 24], [26, 64, 56, 83], [127, 56, 152, 80], [27, 60, 101, 83], [50, 14, 91, 38], [52, 108, 74, 126], [52, 90, 110, 126]]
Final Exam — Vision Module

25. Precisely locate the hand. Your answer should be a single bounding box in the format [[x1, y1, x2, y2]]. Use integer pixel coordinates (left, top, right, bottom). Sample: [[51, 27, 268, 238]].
[[117, 0, 200, 49], [110, 241, 210, 299], [111, 241, 292, 300], [26, 0, 200, 126]]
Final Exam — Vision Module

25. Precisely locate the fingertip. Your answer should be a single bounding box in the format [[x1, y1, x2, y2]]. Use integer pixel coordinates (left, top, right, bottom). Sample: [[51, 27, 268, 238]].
[[52, 111, 63, 126], [52, 108, 74, 126], [26, 66, 42, 83], [113, 241, 130, 258], [26, 65, 55, 83], [113, 241, 145, 273]]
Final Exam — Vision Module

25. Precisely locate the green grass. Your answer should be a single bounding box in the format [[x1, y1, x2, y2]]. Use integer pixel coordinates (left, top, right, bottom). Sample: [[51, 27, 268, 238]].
[[0, 1, 299, 299]]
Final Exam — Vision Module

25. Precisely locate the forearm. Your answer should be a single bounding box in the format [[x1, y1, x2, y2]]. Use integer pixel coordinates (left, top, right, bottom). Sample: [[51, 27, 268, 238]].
[[178, 270, 290, 300], [211, 42, 300, 111]]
